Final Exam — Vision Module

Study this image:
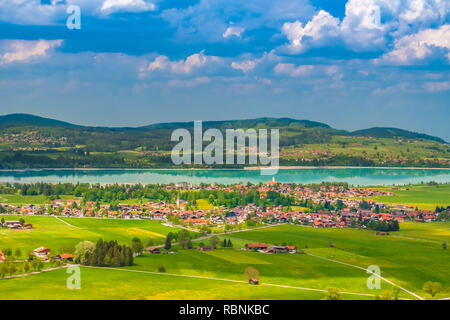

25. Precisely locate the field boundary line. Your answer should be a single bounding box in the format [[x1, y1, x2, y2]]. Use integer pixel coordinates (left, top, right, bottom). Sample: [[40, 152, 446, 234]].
[[53, 216, 83, 229], [305, 252, 424, 300], [82, 265, 394, 299]]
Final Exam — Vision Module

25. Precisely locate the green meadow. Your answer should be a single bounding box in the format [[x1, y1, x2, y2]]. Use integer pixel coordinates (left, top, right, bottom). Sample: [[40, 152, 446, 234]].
[[0, 215, 186, 254], [0, 194, 76, 205], [369, 184, 450, 210], [1, 219, 449, 299], [224, 223, 450, 299], [0, 265, 338, 300]]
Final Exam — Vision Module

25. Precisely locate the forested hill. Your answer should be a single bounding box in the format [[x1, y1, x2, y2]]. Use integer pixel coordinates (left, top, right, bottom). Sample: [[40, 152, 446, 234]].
[[0, 113, 446, 146], [0, 113, 448, 169]]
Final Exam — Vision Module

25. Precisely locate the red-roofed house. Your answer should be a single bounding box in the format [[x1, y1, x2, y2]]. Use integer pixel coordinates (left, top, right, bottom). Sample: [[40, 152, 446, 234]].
[[245, 244, 268, 251]]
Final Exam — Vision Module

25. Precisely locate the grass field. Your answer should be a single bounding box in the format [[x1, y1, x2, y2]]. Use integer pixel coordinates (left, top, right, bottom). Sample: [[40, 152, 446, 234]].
[[222, 223, 450, 299], [369, 184, 450, 210], [0, 215, 187, 254], [0, 194, 76, 205], [0, 265, 341, 300], [1, 219, 449, 300]]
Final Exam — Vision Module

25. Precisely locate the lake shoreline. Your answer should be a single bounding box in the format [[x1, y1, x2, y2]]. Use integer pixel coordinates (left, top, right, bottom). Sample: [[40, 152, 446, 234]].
[[1, 166, 449, 172]]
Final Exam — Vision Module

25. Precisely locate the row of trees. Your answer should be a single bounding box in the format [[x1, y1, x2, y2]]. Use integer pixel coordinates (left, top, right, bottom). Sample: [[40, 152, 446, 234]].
[[0, 256, 44, 279]]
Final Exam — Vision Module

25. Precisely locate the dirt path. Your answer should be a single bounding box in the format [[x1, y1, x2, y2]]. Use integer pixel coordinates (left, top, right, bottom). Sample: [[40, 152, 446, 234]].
[[83, 265, 394, 299], [305, 252, 424, 300], [53, 216, 83, 229]]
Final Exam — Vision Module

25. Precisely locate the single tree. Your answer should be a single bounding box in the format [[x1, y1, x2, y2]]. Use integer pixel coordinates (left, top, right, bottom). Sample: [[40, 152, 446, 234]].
[[423, 281, 442, 299], [392, 287, 400, 300], [244, 267, 260, 284], [146, 238, 154, 248], [324, 287, 342, 300], [177, 229, 190, 249], [130, 237, 144, 255], [380, 291, 393, 300], [23, 261, 30, 273], [8, 263, 17, 276], [164, 235, 172, 250], [74, 240, 95, 265], [209, 236, 220, 249]]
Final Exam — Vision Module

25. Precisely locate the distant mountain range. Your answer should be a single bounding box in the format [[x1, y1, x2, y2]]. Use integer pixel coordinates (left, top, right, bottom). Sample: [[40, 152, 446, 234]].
[[0, 113, 446, 144]]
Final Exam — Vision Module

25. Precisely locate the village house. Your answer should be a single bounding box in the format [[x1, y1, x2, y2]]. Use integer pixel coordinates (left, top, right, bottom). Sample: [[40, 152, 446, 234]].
[[148, 247, 161, 254], [34, 247, 51, 260], [245, 244, 269, 251], [54, 254, 73, 262]]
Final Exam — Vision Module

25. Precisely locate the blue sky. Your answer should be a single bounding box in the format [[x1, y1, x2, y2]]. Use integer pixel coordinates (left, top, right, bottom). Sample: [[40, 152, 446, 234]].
[[0, 0, 449, 140]]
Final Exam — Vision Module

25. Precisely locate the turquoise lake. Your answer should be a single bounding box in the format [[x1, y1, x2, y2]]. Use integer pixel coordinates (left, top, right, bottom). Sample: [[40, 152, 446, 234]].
[[0, 168, 449, 186]]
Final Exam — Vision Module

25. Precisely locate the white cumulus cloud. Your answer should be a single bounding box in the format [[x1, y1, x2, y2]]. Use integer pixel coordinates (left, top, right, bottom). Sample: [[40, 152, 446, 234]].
[[282, 10, 340, 53], [223, 26, 245, 38], [142, 51, 222, 75], [281, 0, 449, 53], [376, 25, 450, 65], [0, 39, 63, 65], [101, 0, 156, 13]]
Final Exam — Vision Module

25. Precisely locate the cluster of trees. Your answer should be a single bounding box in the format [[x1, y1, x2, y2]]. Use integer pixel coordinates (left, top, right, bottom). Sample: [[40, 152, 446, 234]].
[[164, 230, 197, 250], [205, 189, 295, 209], [435, 206, 449, 212], [74, 239, 133, 267], [365, 219, 400, 232]]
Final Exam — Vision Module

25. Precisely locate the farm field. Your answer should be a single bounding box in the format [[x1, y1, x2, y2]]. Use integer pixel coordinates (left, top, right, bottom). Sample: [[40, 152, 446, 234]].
[[1, 220, 448, 299], [224, 224, 450, 299], [0, 265, 345, 300], [368, 184, 450, 210], [0, 215, 187, 253]]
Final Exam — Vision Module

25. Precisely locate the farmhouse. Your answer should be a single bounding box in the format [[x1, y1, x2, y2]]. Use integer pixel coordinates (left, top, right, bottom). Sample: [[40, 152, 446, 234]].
[[148, 247, 161, 254], [267, 246, 289, 253], [266, 245, 297, 254], [34, 247, 51, 259], [286, 245, 297, 253], [245, 244, 268, 251], [55, 254, 73, 262], [5, 221, 21, 229]]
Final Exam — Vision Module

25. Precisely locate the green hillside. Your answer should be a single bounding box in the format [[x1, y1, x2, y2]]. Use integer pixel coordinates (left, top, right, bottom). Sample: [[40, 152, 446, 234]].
[[0, 114, 448, 169]]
